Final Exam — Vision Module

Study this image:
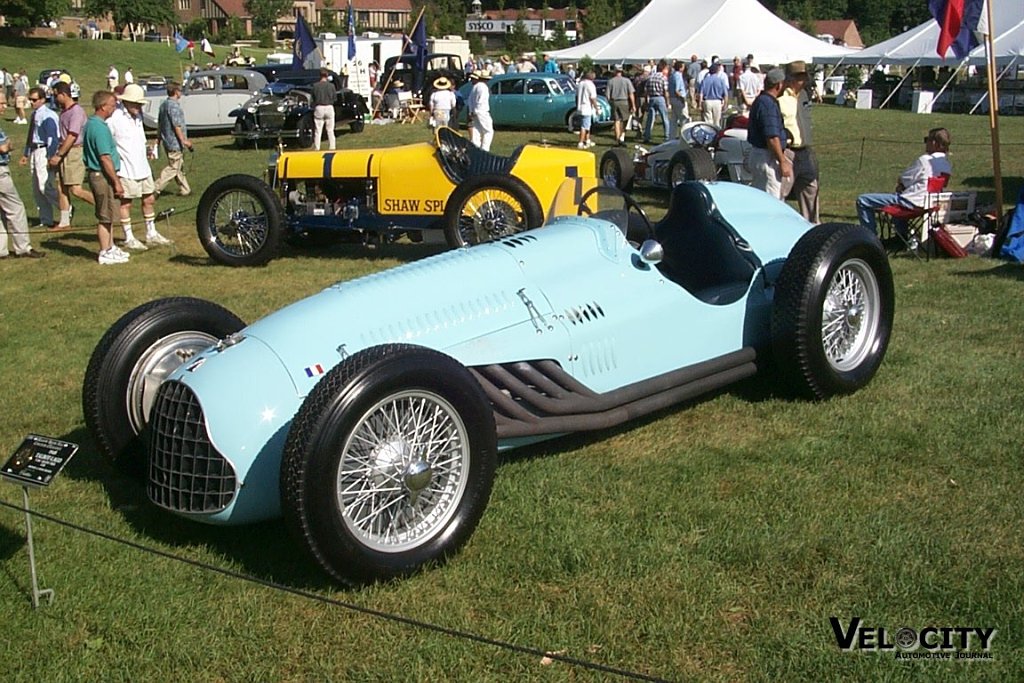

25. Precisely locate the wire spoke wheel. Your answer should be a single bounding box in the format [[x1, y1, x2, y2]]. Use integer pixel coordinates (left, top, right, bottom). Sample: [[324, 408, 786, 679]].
[[457, 189, 526, 245], [337, 390, 470, 553], [208, 189, 270, 258], [821, 258, 880, 372]]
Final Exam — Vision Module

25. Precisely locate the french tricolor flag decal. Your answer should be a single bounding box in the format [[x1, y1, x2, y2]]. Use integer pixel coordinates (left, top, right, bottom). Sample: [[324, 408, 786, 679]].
[[304, 363, 325, 378]]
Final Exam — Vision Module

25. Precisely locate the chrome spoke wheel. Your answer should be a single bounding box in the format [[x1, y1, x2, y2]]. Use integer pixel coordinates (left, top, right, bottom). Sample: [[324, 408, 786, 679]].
[[337, 390, 470, 553], [821, 258, 880, 372], [208, 190, 270, 257], [457, 190, 526, 244]]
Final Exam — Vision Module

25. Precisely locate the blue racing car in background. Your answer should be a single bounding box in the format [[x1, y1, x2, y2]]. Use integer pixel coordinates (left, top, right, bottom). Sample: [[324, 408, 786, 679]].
[[83, 180, 894, 586]]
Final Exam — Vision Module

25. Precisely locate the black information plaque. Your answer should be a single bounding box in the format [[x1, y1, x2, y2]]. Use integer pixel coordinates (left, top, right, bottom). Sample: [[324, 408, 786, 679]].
[[1, 435, 79, 488]]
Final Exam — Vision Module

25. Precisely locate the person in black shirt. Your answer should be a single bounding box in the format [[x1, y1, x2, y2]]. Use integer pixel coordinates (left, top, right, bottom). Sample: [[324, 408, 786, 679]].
[[746, 68, 792, 199], [311, 69, 337, 151]]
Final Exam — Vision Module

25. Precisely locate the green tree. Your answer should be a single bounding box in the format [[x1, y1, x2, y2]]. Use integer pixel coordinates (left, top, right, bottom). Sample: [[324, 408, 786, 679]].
[[0, 0, 70, 29], [320, 0, 339, 31], [505, 16, 536, 57], [245, 0, 293, 36], [82, 0, 176, 38], [581, 0, 619, 42]]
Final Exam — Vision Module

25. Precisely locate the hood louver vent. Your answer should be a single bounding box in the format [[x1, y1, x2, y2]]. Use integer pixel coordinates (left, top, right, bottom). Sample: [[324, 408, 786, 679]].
[[499, 234, 539, 248], [565, 301, 606, 325]]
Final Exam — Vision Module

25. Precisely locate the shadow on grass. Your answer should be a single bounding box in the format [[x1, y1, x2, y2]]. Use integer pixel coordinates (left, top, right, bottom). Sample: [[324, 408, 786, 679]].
[[170, 237, 447, 268], [955, 261, 1024, 281]]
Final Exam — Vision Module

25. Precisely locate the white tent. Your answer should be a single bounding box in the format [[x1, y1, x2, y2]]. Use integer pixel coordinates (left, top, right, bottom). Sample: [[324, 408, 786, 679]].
[[814, 1, 1024, 65], [549, 0, 858, 65]]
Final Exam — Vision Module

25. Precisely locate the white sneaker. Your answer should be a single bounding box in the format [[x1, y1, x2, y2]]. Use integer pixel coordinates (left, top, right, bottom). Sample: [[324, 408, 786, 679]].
[[145, 231, 173, 246], [98, 248, 129, 265], [122, 237, 148, 251], [586, 140, 596, 148], [577, 142, 586, 149], [111, 245, 131, 259]]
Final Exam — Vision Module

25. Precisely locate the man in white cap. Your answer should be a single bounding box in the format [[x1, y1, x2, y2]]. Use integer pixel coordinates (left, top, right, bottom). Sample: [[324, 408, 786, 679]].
[[466, 71, 493, 151], [107, 83, 171, 251]]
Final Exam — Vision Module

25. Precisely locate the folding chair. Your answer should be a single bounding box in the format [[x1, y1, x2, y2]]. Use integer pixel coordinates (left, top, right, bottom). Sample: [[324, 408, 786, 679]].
[[397, 91, 425, 124], [875, 173, 950, 261]]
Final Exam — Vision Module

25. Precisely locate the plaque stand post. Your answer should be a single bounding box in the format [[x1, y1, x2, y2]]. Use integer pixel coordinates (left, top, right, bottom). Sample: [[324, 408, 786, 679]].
[[22, 485, 54, 609]]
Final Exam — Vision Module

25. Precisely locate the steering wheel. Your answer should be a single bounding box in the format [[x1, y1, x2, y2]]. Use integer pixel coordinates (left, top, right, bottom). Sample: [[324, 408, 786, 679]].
[[576, 186, 654, 246], [681, 121, 720, 148]]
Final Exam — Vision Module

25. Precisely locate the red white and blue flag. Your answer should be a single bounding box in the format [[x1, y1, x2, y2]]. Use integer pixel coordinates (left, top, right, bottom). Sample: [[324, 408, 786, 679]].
[[929, 0, 989, 59], [304, 363, 325, 378]]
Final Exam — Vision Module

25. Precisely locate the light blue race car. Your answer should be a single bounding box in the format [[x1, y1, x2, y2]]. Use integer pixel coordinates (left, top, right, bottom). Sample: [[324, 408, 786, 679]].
[[83, 181, 894, 586]]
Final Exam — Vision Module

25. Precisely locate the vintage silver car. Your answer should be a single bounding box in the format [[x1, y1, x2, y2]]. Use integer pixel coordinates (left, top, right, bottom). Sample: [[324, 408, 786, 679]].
[[142, 68, 269, 131]]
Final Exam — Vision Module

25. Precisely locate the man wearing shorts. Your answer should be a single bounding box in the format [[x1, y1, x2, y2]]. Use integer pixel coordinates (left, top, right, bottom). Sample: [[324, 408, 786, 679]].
[[606, 64, 635, 146], [83, 90, 127, 264], [106, 83, 171, 251], [49, 81, 95, 229], [575, 70, 598, 149]]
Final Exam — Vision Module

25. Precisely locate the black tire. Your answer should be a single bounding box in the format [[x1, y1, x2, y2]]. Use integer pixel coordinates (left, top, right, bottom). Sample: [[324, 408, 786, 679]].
[[296, 113, 314, 149], [442, 174, 543, 248], [280, 344, 497, 585], [232, 117, 254, 148], [600, 148, 635, 191], [197, 174, 284, 267], [350, 118, 365, 134], [771, 223, 894, 399], [667, 146, 717, 186], [82, 298, 245, 476]]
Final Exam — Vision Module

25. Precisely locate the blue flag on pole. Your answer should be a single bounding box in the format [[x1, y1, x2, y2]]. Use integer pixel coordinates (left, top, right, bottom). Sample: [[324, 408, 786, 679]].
[[408, 16, 428, 72], [293, 13, 319, 69], [173, 32, 189, 53], [347, 1, 357, 60]]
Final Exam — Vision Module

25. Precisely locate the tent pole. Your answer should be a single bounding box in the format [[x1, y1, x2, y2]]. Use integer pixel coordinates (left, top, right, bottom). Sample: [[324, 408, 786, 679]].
[[982, 0, 1004, 212], [970, 56, 1016, 115], [930, 59, 966, 110], [878, 58, 920, 110]]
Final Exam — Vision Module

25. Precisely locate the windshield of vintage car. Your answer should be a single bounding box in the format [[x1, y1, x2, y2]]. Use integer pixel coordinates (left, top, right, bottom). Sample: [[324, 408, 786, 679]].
[[553, 75, 577, 94]]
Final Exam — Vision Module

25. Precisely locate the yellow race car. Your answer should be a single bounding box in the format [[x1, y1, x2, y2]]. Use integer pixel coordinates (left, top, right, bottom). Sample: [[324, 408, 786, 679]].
[[196, 127, 596, 266]]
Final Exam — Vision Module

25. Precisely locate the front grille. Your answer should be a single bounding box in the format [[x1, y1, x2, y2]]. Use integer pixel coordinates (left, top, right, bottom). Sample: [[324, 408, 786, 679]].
[[147, 381, 237, 514]]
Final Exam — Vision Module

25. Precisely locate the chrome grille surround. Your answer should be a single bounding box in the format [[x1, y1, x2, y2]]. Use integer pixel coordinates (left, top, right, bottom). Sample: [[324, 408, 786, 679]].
[[147, 380, 237, 514]]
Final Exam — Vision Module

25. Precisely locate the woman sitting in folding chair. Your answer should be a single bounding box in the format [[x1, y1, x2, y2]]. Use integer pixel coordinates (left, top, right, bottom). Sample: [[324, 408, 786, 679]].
[[855, 127, 952, 242]]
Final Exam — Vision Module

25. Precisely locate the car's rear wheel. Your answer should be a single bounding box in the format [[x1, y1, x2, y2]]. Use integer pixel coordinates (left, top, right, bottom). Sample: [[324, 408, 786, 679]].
[[442, 174, 543, 248], [668, 147, 717, 186], [566, 109, 582, 133], [600, 148, 635, 191], [82, 298, 245, 476], [280, 344, 497, 585], [197, 174, 284, 266], [296, 113, 314, 148], [771, 223, 894, 399]]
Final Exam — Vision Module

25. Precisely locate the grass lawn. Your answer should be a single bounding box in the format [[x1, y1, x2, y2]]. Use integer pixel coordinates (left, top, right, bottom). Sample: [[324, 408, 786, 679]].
[[1, 39, 1023, 681]]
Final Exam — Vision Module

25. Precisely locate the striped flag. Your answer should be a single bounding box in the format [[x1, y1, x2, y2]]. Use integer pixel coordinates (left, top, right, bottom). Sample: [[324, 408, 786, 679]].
[[929, 0, 988, 58]]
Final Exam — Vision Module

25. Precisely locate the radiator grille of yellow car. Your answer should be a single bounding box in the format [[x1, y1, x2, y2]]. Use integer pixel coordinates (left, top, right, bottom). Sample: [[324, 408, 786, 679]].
[[147, 380, 237, 514]]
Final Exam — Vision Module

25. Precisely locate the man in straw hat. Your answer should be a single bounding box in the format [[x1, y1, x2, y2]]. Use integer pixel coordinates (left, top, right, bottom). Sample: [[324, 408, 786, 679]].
[[106, 83, 172, 251], [466, 71, 493, 151], [778, 60, 819, 222], [429, 76, 457, 128]]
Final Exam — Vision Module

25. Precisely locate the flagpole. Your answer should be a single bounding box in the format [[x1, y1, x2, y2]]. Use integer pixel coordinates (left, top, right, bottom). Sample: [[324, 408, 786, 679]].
[[982, 0, 1003, 213], [371, 6, 426, 119]]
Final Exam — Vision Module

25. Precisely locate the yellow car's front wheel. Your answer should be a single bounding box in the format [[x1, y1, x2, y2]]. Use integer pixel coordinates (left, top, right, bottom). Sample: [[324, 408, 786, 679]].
[[442, 174, 543, 248]]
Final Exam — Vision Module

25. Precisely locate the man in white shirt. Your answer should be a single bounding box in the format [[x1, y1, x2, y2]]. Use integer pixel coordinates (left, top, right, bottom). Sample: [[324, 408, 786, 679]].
[[466, 71, 493, 151], [856, 128, 953, 235], [738, 64, 762, 115], [106, 84, 171, 250], [575, 70, 598, 148], [107, 65, 119, 90]]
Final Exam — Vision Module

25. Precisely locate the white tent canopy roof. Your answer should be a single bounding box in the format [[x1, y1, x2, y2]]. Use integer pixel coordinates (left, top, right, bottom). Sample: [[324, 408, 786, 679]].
[[814, 1, 1024, 65], [550, 0, 857, 65]]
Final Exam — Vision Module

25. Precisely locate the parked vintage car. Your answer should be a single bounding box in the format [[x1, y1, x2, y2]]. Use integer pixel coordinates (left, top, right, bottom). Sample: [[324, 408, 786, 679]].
[[380, 53, 465, 100], [83, 180, 894, 585], [194, 126, 596, 265], [231, 80, 369, 149], [457, 72, 613, 131], [141, 68, 269, 131], [600, 117, 753, 192]]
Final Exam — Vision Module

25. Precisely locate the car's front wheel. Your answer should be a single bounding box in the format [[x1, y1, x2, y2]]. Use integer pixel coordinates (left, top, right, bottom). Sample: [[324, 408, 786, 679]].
[[442, 174, 543, 248], [771, 223, 894, 399], [232, 117, 254, 148], [82, 298, 245, 475], [350, 118, 365, 134], [280, 344, 497, 585], [296, 113, 314, 148], [600, 148, 635, 191], [197, 174, 284, 266]]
